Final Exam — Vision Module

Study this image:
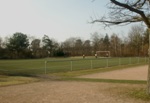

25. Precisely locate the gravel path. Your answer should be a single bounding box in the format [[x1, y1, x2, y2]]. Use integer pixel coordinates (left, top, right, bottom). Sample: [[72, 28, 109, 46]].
[[79, 65, 148, 80], [0, 81, 148, 103]]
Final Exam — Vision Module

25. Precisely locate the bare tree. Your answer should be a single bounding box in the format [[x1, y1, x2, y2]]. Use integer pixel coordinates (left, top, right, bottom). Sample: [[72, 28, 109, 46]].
[[110, 33, 121, 57], [92, 0, 150, 94], [128, 25, 144, 56], [31, 39, 41, 57], [103, 34, 110, 51], [143, 29, 149, 56], [83, 40, 92, 55], [74, 39, 83, 56], [62, 37, 76, 56], [91, 32, 102, 53]]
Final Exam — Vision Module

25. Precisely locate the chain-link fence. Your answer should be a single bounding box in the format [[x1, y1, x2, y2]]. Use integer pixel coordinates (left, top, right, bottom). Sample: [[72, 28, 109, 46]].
[[0, 57, 148, 76], [45, 57, 148, 74]]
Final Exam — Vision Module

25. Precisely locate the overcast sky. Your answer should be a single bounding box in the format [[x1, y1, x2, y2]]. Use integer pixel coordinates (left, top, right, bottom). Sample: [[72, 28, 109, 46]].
[[0, 0, 132, 42]]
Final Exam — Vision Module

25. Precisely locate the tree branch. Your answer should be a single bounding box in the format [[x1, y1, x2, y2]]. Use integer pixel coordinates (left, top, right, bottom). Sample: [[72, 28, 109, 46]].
[[91, 18, 142, 25], [132, 0, 146, 9], [109, 0, 150, 28]]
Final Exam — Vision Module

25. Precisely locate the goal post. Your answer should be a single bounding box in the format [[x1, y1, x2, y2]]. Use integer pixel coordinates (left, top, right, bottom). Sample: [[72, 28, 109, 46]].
[[96, 51, 110, 57]]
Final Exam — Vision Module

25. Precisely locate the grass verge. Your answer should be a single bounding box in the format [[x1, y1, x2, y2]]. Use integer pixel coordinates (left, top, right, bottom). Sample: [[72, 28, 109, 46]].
[[62, 78, 147, 84], [50, 64, 147, 78], [129, 88, 150, 101], [0, 75, 39, 87]]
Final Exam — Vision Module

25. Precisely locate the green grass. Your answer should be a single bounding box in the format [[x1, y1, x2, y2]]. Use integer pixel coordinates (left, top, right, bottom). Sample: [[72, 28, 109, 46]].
[[0, 57, 148, 76], [129, 88, 150, 101], [0, 61, 44, 76], [63, 78, 146, 84], [0, 57, 147, 87], [0, 75, 39, 87]]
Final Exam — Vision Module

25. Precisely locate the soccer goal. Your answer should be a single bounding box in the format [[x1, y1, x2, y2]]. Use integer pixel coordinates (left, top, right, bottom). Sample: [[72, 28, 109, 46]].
[[96, 51, 110, 58]]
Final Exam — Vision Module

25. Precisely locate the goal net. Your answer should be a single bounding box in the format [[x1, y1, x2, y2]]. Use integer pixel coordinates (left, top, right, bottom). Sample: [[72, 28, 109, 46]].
[[96, 51, 110, 57]]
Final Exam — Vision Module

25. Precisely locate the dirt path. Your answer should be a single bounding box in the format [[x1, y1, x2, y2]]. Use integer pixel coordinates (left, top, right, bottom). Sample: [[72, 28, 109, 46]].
[[0, 81, 148, 103], [79, 65, 148, 80], [0, 65, 149, 103]]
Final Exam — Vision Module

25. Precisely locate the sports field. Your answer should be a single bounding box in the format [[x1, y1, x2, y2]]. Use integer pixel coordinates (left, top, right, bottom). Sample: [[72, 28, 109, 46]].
[[0, 57, 148, 76]]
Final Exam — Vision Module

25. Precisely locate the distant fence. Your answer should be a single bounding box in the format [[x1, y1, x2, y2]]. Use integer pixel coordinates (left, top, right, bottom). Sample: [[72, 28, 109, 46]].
[[0, 57, 148, 75], [45, 57, 148, 74]]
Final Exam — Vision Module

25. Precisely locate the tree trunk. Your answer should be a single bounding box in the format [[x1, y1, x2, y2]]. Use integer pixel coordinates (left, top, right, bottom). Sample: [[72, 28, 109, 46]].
[[147, 28, 150, 95]]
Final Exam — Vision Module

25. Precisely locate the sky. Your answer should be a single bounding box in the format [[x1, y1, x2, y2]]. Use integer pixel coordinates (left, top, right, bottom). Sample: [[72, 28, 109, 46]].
[[0, 0, 132, 42]]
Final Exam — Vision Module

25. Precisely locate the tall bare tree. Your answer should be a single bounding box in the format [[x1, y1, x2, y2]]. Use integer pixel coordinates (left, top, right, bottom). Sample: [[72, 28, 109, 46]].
[[91, 32, 101, 53], [128, 25, 144, 56], [103, 34, 110, 51], [74, 39, 83, 56], [143, 29, 149, 56], [92, 0, 150, 94], [83, 40, 92, 55], [62, 37, 76, 56], [110, 33, 121, 57]]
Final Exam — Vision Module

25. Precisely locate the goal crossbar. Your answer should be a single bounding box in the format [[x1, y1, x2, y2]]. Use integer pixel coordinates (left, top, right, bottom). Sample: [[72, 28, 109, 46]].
[[96, 51, 110, 57]]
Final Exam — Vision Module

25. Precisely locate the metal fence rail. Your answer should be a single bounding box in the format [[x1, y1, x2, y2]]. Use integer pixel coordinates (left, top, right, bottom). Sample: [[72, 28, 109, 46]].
[[0, 57, 147, 75], [45, 57, 148, 74]]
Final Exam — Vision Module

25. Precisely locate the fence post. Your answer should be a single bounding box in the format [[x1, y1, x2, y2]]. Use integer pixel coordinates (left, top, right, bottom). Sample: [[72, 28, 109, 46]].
[[138, 57, 140, 63], [45, 61, 47, 74], [91, 60, 93, 69], [106, 58, 108, 67], [129, 57, 131, 64], [119, 58, 121, 66], [71, 61, 73, 71]]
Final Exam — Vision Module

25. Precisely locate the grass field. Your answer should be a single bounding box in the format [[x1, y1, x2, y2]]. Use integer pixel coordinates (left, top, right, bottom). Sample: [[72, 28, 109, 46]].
[[0, 57, 148, 76]]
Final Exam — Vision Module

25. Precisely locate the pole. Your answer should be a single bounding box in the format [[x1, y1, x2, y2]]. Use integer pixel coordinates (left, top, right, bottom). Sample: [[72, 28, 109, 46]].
[[71, 61, 73, 71], [119, 58, 121, 66], [129, 57, 131, 64], [106, 58, 108, 67], [45, 61, 47, 74], [91, 60, 93, 69]]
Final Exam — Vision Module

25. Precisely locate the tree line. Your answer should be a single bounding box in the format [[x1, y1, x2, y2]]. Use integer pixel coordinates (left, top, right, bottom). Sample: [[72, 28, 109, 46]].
[[0, 25, 148, 59]]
